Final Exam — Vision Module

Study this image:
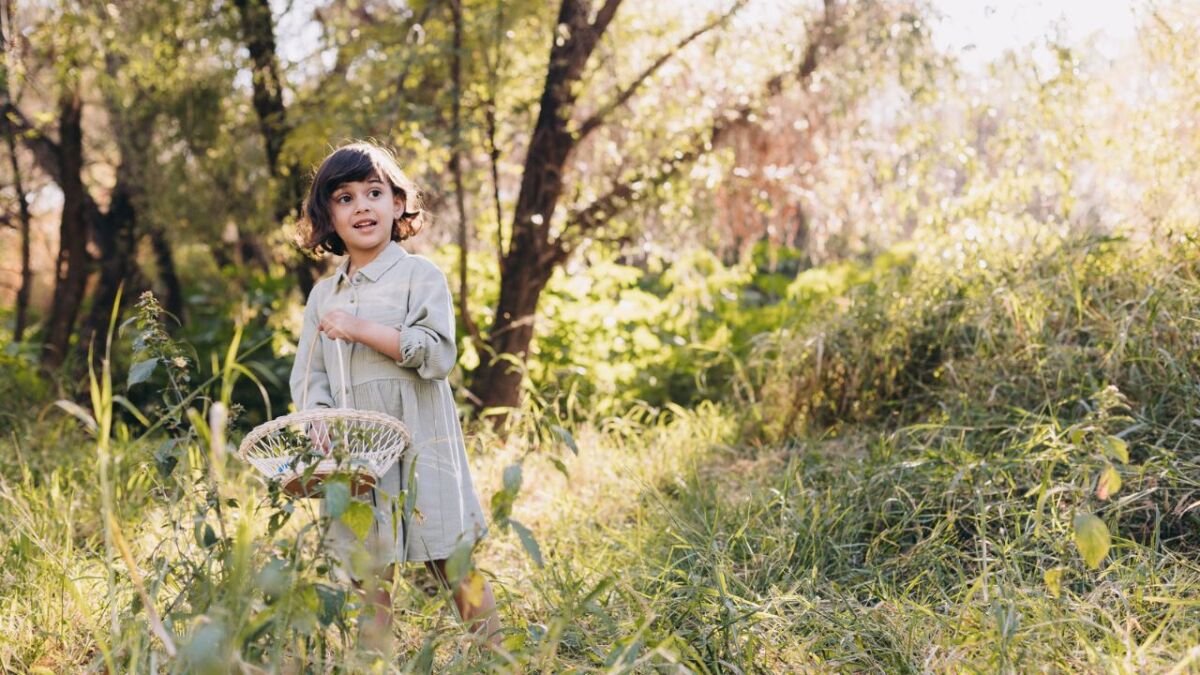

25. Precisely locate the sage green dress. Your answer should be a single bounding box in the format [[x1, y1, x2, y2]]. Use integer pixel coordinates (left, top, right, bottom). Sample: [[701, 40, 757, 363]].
[[289, 242, 487, 565]]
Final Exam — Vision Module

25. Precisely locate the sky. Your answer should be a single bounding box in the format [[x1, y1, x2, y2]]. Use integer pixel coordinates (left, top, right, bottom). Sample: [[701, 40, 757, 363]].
[[929, 0, 1141, 69], [272, 0, 1145, 70]]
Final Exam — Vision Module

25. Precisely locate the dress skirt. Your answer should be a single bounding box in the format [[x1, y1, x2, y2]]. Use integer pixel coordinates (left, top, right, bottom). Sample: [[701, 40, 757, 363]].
[[322, 372, 488, 568]]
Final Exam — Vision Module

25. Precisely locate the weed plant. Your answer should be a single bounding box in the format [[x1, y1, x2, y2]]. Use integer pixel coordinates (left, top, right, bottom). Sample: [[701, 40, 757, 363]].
[[1, 229, 1200, 672]]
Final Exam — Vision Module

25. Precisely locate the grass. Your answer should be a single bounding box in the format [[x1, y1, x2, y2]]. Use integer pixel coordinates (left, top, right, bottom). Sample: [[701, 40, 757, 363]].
[[2, 230, 1200, 672]]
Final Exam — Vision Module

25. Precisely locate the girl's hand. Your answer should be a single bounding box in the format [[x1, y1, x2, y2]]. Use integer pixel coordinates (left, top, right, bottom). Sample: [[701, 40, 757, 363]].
[[319, 310, 363, 342], [307, 420, 332, 454]]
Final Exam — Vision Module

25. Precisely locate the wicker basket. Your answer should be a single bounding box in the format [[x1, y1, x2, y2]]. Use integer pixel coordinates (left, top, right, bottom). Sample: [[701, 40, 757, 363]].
[[236, 337, 409, 498]]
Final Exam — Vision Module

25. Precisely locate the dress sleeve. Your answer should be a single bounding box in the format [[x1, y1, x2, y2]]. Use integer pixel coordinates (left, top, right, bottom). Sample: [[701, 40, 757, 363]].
[[290, 286, 335, 410], [396, 262, 458, 380]]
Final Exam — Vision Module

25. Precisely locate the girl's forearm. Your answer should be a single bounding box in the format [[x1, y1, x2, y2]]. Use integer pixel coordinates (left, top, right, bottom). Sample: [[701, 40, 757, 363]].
[[353, 318, 404, 360]]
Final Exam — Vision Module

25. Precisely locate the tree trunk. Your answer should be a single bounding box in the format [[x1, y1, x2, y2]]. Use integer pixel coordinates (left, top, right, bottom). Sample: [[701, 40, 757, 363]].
[[79, 177, 139, 352], [149, 225, 184, 323], [449, 0, 482, 354], [482, 0, 507, 264], [466, 0, 842, 419], [468, 0, 621, 417], [470, 257, 556, 412], [6, 126, 31, 341], [234, 0, 322, 295], [79, 53, 158, 355], [0, 1, 30, 341], [41, 92, 89, 369]]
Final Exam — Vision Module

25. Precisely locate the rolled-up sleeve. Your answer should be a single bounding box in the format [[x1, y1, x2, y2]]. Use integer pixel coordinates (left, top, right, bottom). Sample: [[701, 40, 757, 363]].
[[396, 263, 458, 380], [290, 285, 335, 410]]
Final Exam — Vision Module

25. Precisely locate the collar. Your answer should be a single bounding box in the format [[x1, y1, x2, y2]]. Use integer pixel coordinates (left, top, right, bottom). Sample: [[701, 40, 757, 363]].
[[335, 241, 407, 286]]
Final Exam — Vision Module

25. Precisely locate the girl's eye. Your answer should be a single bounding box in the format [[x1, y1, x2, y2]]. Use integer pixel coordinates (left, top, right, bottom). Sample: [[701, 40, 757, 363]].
[[369, 189, 382, 198], [336, 194, 351, 203]]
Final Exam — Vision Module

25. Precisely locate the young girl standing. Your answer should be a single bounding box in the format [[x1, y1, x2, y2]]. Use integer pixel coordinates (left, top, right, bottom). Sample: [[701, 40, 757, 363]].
[[289, 141, 497, 646]]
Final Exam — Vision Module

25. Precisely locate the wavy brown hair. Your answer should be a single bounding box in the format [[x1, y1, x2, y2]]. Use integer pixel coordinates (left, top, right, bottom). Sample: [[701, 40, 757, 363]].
[[299, 142, 426, 256]]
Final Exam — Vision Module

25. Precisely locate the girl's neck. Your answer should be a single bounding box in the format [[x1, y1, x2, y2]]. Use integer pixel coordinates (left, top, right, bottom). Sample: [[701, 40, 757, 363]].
[[345, 243, 388, 276]]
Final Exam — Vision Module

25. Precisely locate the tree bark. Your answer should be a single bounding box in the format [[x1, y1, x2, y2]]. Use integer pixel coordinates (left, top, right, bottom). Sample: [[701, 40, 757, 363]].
[[449, 0, 482, 355], [79, 89, 152, 353], [148, 225, 184, 323], [79, 173, 139, 353], [234, 0, 323, 296], [469, 0, 843, 418], [470, 258, 556, 413], [468, 0, 621, 418], [41, 92, 89, 369], [236, 0, 288, 178], [1, 2, 31, 341], [464, 0, 784, 417], [483, 0, 506, 264], [6, 121, 31, 341]]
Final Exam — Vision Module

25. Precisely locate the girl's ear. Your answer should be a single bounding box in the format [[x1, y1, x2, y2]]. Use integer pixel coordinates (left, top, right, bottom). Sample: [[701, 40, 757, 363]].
[[393, 190, 407, 219]]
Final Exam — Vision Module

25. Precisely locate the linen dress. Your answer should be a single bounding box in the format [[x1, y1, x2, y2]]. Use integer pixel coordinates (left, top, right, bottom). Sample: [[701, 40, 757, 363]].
[[289, 241, 487, 566]]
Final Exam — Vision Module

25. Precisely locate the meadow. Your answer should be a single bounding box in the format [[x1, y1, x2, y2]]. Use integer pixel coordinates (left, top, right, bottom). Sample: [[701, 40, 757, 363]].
[[2, 225, 1199, 673], [3, 0, 1200, 672]]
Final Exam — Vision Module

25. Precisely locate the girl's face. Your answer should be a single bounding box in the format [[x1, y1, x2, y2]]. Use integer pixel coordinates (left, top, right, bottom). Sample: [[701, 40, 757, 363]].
[[329, 177, 404, 261]]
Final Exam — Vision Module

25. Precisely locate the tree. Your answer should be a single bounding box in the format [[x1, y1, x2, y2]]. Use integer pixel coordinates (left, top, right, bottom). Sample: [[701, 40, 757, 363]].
[[468, 0, 851, 418], [3, 2, 226, 368], [233, 0, 321, 293], [0, 0, 32, 341]]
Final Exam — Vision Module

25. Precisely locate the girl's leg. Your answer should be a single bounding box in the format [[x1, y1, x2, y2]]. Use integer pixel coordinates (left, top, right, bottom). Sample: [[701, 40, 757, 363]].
[[427, 559, 501, 645], [359, 564, 396, 651]]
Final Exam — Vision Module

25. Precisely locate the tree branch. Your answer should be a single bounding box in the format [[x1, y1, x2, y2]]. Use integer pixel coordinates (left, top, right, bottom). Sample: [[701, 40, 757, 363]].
[[766, 0, 843, 97], [1, 103, 60, 182], [575, 0, 748, 142], [551, 0, 624, 93], [450, 0, 484, 352], [0, 102, 105, 228], [550, 132, 706, 266], [555, 0, 848, 263], [591, 0, 623, 35]]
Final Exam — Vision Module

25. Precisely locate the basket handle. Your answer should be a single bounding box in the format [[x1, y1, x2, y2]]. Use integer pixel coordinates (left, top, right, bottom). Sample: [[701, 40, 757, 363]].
[[300, 327, 351, 410]]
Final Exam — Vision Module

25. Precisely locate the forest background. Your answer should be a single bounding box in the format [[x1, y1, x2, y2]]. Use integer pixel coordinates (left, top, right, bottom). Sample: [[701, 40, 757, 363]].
[[1, 0, 1200, 672]]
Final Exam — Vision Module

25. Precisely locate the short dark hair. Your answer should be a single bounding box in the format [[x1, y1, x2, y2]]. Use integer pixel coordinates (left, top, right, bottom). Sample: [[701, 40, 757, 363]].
[[299, 142, 426, 256]]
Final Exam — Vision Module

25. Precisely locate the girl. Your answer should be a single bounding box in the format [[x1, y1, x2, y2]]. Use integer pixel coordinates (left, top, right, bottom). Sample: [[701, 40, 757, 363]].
[[289, 141, 498, 647]]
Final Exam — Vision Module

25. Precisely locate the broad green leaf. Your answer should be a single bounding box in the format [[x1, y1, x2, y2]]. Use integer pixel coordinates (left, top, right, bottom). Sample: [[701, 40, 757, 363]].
[[1101, 435, 1129, 464], [340, 501, 374, 540], [255, 558, 289, 598], [127, 357, 159, 387], [490, 489, 514, 524], [444, 539, 474, 585], [551, 425, 579, 455], [1068, 427, 1086, 446], [196, 523, 217, 549], [1073, 513, 1111, 570], [324, 481, 350, 518], [510, 518, 544, 568], [501, 630, 527, 652], [154, 439, 181, 479], [314, 583, 346, 627], [549, 456, 570, 478], [503, 463, 523, 494], [1096, 464, 1122, 501], [1044, 566, 1067, 598]]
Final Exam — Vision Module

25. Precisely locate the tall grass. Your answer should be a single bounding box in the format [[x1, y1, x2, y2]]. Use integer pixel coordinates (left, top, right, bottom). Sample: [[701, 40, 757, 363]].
[[2, 231, 1200, 671]]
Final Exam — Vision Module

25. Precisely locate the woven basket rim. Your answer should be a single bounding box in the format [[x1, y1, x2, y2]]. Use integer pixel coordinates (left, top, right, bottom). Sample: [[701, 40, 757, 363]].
[[237, 407, 411, 461]]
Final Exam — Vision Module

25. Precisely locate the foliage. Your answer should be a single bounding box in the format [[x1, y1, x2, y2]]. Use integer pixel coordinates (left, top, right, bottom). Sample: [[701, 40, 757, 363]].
[[1, 1, 1200, 672]]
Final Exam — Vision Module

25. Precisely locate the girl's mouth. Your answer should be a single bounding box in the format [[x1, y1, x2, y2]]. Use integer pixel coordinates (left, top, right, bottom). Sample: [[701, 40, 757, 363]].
[[353, 220, 377, 230]]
